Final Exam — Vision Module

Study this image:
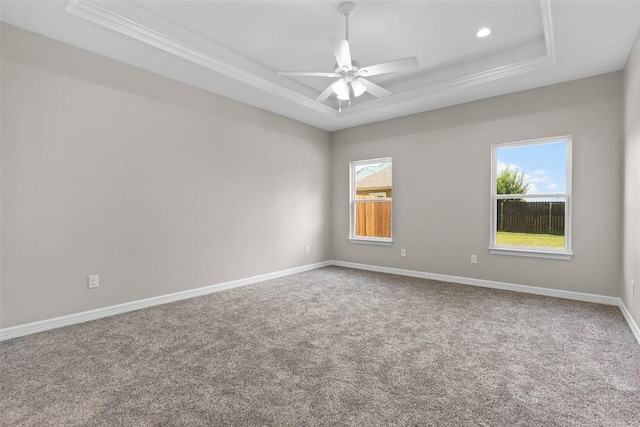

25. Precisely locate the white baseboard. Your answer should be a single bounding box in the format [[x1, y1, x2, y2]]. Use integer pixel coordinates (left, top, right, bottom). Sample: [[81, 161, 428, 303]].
[[619, 300, 640, 345], [3, 259, 638, 347], [0, 261, 332, 341], [331, 260, 639, 346], [331, 260, 620, 305]]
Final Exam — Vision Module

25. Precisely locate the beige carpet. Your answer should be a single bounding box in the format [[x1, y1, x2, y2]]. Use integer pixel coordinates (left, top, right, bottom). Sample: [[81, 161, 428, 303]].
[[1, 266, 639, 426]]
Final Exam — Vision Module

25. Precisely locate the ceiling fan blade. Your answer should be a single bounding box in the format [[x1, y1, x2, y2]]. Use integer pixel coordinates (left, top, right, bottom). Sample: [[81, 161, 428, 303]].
[[358, 56, 419, 77], [315, 81, 338, 102], [358, 78, 391, 99], [278, 71, 340, 78], [330, 38, 352, 70]]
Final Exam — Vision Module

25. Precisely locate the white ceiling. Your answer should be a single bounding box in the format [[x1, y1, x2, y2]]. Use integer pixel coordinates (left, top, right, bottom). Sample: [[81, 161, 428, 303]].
[[1, 0, 639, 131]]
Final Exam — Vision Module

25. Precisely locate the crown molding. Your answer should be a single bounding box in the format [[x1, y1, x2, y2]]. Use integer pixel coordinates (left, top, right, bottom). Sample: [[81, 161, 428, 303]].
[[540, 0, 556, 60], [343, 0, 556, 115], [343, 54, 555, 115], [66, 0, 555, 117], [65, 0, 337, 117]]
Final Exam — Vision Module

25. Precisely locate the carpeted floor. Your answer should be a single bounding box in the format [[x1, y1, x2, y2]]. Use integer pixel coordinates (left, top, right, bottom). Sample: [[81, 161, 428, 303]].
[[1, 266, 639, 426]]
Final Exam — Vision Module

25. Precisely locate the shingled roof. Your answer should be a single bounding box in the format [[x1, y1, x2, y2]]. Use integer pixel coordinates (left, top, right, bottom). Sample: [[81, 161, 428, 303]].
[[356, 162, 392, 189]]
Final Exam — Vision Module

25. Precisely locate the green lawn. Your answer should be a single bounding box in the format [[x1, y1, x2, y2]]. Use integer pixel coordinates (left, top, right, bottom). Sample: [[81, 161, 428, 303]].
[[496, 232, 565, 248]]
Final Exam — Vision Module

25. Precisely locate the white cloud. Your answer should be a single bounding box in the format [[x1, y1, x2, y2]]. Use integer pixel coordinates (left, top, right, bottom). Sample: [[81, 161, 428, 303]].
[[498, 161, 560, 194], [524, 169, 552, 184], [497, 163, 560, 194], [523, 169, 561, 194], [497, 161, 522, 173]]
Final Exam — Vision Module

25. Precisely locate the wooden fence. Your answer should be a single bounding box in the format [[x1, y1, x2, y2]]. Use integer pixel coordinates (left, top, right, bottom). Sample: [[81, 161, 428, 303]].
[[355, 201, 391, 238], [354, 199, 562, 237], [497, 200, 565, 235]]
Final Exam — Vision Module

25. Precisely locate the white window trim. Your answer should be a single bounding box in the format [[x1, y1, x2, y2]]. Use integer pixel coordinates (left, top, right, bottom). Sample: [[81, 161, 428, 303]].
[[489, 136, 573, 260], [349, 157, 393, 245]]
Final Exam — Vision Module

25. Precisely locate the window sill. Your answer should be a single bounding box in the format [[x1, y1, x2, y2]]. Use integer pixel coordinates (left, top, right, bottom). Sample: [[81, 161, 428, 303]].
[[349, 237, 393, 246], [489, 247, 573, 260]]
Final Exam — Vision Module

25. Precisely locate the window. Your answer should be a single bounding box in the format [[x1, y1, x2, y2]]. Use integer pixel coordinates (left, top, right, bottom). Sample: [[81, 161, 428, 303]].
[[349, 158, 392, 244], [490, 136, 572, 259]]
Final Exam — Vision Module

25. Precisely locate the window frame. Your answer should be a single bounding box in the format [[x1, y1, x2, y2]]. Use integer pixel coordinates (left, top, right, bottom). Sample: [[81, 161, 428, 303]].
[[489, 136, 573, 260], [349, 157, 393, 245]]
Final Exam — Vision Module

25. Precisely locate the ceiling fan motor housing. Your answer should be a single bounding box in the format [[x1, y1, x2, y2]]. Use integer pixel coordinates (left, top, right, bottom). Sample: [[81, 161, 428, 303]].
[[335, 60, 360, 76]]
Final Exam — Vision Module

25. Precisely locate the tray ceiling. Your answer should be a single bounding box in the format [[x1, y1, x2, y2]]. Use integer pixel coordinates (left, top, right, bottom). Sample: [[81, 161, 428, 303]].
[[1, 0, 639, 131]]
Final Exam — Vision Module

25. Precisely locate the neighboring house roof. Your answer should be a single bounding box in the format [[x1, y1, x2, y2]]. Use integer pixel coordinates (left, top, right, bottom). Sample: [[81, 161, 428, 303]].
[[356, 161, 391, 181], [357, 163, 392, 189]]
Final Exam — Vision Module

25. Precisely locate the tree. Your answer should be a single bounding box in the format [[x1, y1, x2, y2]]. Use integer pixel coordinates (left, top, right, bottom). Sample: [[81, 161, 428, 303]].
[[497, 168, 529, 195]]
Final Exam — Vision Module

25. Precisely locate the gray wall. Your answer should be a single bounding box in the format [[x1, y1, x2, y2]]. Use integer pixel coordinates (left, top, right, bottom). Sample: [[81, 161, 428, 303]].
[[623, 33, 640, 327], [1, 22, 632, 331], [0, 24, 332, 328], [331, 73, 624, 297]]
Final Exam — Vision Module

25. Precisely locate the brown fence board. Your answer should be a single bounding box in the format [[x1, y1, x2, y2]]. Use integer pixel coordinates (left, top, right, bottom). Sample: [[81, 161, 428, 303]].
[[497, 200, 565, 235], [356, 201, 391, 238]]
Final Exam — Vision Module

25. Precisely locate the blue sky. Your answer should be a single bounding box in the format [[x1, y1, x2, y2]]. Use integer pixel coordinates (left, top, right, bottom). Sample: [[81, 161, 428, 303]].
[[497, 141, 567, 194]]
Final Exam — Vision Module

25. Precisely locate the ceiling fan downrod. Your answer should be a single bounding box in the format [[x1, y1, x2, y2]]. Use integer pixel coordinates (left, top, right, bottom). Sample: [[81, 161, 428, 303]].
[[335, 2, 358, 104], [338, 2, 356, 41]]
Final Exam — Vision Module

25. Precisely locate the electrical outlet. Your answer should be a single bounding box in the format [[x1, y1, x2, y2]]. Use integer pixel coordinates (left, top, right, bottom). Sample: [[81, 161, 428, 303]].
[[88, 275, 99, 289], [305, 245, 310, 254], [471, 255, 478, 264], [400, 249, 406, 257]]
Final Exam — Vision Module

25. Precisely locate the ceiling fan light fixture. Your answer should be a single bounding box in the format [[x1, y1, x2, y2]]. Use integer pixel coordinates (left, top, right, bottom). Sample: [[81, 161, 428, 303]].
[[333, 79, 351, 100], [351, 80, 366, 97], [337, 90, 351, 101]]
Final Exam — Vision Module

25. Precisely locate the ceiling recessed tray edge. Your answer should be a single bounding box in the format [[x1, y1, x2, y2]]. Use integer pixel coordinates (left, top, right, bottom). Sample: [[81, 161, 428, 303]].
[[65, 0, 337, 117], [66, 0, 555, 119]]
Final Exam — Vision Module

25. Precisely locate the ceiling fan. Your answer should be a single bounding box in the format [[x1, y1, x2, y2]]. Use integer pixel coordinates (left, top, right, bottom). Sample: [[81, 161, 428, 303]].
[[277, 2, 419, 108]]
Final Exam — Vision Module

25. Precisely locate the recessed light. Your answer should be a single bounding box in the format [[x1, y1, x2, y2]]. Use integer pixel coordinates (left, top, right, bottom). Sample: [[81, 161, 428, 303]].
[[476, 27, 491, 38]]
